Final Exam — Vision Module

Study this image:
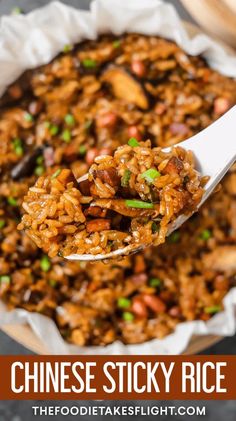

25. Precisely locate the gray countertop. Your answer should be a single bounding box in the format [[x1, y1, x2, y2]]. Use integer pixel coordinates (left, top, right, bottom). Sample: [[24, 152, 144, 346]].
[[0, 1, 235, 419]]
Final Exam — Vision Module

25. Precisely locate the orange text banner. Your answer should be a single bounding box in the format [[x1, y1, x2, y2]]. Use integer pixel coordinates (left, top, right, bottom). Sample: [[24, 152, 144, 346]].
[[0, 355, 235, 400]]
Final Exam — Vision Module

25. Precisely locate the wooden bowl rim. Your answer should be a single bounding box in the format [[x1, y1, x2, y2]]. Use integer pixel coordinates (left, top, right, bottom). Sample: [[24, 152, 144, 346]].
[[181, 0, 236, 48]]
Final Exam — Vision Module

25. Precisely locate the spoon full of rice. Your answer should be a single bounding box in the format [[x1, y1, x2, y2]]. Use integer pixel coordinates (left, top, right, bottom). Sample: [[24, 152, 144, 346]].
[[65, 106, 236, 261]]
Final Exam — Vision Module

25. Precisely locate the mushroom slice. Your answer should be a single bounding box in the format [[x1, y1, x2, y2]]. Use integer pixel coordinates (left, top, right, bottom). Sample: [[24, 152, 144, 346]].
[[11, 147, 43, 180], [203, 246, 236, 273], [102, 67, 149, 110], [91, 198, 160, 218]]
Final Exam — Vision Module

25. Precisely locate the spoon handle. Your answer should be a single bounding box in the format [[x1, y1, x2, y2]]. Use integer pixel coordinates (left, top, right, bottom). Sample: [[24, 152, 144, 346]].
[[168, 106, 236, 235], [180, 105, 236, 202]]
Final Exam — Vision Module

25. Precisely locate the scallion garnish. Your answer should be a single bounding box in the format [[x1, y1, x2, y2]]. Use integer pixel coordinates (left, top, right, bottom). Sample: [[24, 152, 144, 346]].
[[49, 124, 59, 136], [125, 199, 154, 209], [121, 169, 131, 187], [40, 255, 51, 272], [141, 168, 161, 183], [7, 197, 17, 207], [63, 44, 72, 53], [113, 40, 121, 49], [12, 138, 23, 156], [128, 137, 140, 147], [24, 112, 33, 122], [36, 155, 44, 165], [51, 169, 61, 179], [122, 311, 134, 322], [61, 129, 71, 143], [79, 145, 87, 156], [117, 297, 131, 308], [64, 114, 75, 126], [0, 275, 10, 284], [15, 145, 24, 156], [82, 58, 97, 68], [200, 229, 212, 241], [34, 166, 45, 176], [0, 220, 6, 229], [168, 231, 180, 243], [204, 305, 221, 314], [149, 278, 162, 288]]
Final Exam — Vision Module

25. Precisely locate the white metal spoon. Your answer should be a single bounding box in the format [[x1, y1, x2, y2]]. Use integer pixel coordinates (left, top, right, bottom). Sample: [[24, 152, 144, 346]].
[[66, 105, 236, 261]]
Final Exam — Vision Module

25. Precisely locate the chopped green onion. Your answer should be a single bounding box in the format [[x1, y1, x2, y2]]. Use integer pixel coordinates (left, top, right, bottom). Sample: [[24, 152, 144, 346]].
[[168, 231, 180, 244], [82, 58, 97, 68], [149, 278, 162, 288], [13, 138, 21, 146], [117, 297, 131, 308], [0, 275, 10, 284], [79, 145, 87, 156], [12, 138, 23, 156], [122, 311, 134, 322], [61, 129, 71, 143], [84, 119, 93, 130], [205, 305, 222, 314], [200, 229, 212, 241], [49, 279, 57, 288], [34, 166, 44, 176], [7, 197, 17, 207], [128, 137, 140, 147], [0, 220, 6, 229], [125, 199, 154, 209], [11, 7, 23, 15], [49, 124, 59, 136], [51, 169, 61, 179], [113, 40, 121, 49], [64, 114, 75, 126], [63, 44, 72, 53], [24, 112, 33, 122], [141, 168, 161, 183], [44, 121, 51, 128], [40, 255, 51, 272], [36, 155, 44, 165], [151, 222, 159, 234], [121, 169, 131, 187], [15, 146, 24, 156]]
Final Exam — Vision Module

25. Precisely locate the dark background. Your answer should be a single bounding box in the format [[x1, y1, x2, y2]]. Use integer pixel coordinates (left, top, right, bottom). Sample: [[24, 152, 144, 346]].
[[0, 0, 235, 419]]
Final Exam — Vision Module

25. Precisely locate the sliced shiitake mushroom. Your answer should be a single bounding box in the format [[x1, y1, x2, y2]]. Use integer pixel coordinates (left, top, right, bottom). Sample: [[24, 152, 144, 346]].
[[92, 168, 120, 188], [102, 66, 149, 110]]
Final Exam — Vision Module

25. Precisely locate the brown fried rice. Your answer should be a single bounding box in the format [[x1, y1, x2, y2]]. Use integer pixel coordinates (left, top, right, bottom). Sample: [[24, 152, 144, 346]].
[[18, 142, 206, 257], [0, 33, 236, 346]]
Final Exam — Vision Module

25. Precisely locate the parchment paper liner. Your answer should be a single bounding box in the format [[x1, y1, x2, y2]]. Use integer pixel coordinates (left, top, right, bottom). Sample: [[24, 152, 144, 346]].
[[0, 0, 236, 354]]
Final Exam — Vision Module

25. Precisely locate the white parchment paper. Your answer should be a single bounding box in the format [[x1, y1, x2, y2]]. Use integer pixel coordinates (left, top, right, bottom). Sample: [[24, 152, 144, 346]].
[[0, 0, 236, 355]]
